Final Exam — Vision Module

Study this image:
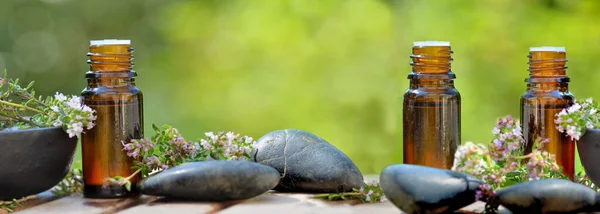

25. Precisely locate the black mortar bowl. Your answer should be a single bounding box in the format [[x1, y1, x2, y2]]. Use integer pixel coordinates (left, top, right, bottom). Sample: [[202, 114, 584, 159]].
[[0, 127, 77, 200], [578, 129, 600, 187]]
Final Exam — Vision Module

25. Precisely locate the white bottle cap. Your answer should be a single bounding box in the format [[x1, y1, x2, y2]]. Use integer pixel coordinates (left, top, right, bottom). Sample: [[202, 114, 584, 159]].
[[413, 41, 450, 47], [90, 39, 131, 46], [529, 46, 565, 52]]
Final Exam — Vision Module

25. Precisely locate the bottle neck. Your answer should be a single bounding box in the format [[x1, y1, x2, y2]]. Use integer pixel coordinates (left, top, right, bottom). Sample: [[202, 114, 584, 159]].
[[526, 50, 569, 91], [408, 45, 455, 88], [525, 77, 569, 92], [527, 50, 567, 77], [86, 43, 135, 87], [86, 72, 137, 88], [410, 45, 453, 74], [409, 74, 456, 89], [88, 44, 133, 73]]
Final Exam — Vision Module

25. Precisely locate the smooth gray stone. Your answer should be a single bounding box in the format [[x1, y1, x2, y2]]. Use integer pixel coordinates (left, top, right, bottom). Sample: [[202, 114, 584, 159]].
[[496, 179, 600, 213], [380, 164, 482, 214], [253, 129, 364, 193], [140, 160, 280, 201]]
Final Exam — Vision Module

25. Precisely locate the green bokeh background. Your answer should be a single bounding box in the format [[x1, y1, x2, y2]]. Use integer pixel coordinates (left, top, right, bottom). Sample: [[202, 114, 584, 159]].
[[1, 0, 598, 174]]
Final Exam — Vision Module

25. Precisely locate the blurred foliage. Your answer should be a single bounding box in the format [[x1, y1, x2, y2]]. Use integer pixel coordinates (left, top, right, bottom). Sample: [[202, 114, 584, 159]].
[[0, 0, 599, 173]]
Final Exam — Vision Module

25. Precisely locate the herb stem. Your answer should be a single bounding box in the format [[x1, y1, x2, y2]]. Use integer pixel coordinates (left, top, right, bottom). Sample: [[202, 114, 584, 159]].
[[0, 100, 44, 114], [515, 153, 534, 160], [313, 192, 362, 198], [116, 168, 142, 186], [125, 169, 142, 181]]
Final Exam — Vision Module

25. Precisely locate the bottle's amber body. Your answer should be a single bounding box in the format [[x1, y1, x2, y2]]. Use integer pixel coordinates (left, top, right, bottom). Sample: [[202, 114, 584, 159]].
[[81, 42, 143, 198], [520, 50, 575, 180], [403, 45, 460, 169]]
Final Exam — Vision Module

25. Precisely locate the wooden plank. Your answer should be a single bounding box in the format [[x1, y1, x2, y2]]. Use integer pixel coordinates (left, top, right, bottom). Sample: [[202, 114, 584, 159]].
[[1, 191, 63, 214], [216, 193, 357, 214], [346, 201, 402, 214], [117, 197, 226, 214], [457, 201, 511, 214], [16, 195, 154, 214]]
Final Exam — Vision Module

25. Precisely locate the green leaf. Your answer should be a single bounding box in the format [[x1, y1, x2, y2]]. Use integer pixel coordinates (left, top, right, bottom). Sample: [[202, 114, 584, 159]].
[[124, 181, 132, 192], [26, 81, 35, 90], [152, 123, 160, 132], [505, 171, 522, 177]]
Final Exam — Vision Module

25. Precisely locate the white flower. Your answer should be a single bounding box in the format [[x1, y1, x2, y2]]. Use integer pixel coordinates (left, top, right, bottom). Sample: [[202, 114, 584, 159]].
[[492, 127, 500, 135], [558, 110, 567, 116], [567, 103, 581, 114], [244, 136, 254, 144], [586, 122, 594, 129], [82, 106, 93, 113], [205, 132, 218, 142], [200, 139, 211, 150], [591, 108, 597, 115], [226, 131, 236, 142], [50, 106, 60, 112], [365, 190, 373, 202], [86, 122, 95, 130], [54, 92, 67, 102]]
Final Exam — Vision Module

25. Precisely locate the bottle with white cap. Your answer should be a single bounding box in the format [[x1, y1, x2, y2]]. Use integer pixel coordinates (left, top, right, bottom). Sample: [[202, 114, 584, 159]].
[[81, 39, 144, 198], [521, 46, 575, 179], [402, 41, 460, 169]]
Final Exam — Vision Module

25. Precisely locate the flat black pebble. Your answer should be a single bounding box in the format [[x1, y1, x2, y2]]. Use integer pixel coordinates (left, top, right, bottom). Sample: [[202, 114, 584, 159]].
[[496, 179, 600, 213], [253, 129, 364, 193], [380, 164, 482, 214], [140, 160, 280, 201]]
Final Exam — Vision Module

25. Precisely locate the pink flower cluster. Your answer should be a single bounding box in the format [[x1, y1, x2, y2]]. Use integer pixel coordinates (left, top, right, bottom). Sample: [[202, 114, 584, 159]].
[[453, 115, 565, 203], [199, 131, 255, 161], [121, 125, 257, 174], [555, 98, 600, 141], [489, 116, 524, 162], [525, 138, 560, 179], [45, 92, 97, 138]]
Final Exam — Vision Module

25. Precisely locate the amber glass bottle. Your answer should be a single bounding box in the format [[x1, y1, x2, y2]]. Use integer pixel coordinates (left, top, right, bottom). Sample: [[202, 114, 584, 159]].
[[81, 39, 143, 198], [521, 46, 575, 179], [403, 41, 460, 169]]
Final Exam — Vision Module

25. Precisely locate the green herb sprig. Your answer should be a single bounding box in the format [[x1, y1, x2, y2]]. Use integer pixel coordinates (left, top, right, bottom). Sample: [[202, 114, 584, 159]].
[[314, 180, 386, 203], [106, 124, 256, 191]]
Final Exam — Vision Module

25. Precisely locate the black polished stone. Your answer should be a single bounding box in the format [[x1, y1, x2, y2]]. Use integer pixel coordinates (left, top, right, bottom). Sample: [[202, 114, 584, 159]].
[[140, 160, 280, 201], [253, 129, 364, 193], [380, 164, 482, 214], [496, 179, 600, 213]]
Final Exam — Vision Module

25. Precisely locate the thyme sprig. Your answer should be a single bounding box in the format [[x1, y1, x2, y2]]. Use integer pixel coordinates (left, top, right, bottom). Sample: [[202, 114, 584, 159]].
[[106, 124, 257, 191], [314, 180, 386, 203]]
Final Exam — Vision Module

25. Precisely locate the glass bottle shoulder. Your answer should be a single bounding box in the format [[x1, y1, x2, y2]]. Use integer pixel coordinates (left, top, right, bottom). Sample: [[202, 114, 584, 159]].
[[521, 90, 574, 106], [403, 87, 460, 100], [521, 90, 574, 101], [81, 85, 143, 99]]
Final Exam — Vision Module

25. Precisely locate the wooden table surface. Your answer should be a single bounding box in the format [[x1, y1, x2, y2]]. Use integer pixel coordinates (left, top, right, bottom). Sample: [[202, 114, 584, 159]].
[[3, 175, 499, 214]]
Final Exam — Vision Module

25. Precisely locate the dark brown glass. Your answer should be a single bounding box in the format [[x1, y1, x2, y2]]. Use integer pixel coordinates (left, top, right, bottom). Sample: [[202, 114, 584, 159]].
[[403, 44, 460, 169], [520, 49, 575, 180], [81, 41, 143, 198]]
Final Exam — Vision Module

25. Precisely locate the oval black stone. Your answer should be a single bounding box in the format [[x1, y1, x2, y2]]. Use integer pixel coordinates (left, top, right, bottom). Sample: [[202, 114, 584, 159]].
[[380, 164, 482, 214], [253, 129, 364, 193], [496, 179, 600, 213], [140, 160, 280, 201]]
